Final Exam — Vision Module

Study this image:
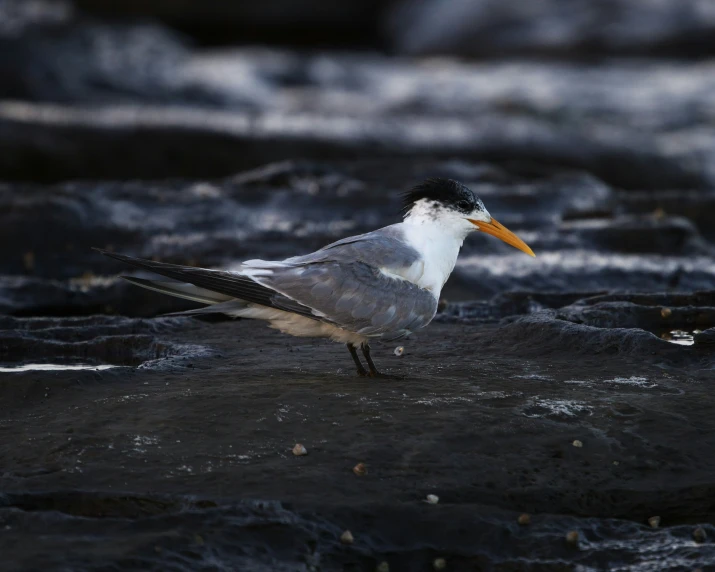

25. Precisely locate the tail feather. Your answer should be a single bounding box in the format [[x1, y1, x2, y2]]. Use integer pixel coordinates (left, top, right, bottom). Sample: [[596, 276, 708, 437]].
[[122, 277, 232, 305], [94, 248, 319, 321], [164, 299, 249, 317]]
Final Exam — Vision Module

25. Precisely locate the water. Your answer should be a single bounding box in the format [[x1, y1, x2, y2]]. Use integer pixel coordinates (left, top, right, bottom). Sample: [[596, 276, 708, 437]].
[[0, 363, 119, 372], [661, 330, 696, 346]]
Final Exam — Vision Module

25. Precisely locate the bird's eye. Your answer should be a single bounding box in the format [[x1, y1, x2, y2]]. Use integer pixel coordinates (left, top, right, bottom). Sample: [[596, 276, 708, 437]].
[[457, 200, 472, 211]]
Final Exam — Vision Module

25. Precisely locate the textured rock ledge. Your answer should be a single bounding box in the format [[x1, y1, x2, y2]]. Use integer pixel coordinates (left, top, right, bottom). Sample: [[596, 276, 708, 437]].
[[2, 318, 714, 570]]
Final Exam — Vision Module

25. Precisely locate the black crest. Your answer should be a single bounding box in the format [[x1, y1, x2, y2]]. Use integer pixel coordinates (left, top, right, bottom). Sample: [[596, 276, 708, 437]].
[[402, 178, 484, 215]]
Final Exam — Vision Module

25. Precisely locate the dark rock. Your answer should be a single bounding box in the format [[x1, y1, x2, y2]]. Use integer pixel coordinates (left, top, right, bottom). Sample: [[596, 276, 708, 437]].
[[559, 216, 708, 255], [620, 190, 715, 241], [556, 296, 715, 333], [388, 0, 715, 58], [2, 7, 715, 569], [486, 310, 689, 363], [0, 0, 73, 38], [0, 21, 198, 104], [0, 315, 212, 370], [3, 159, 715, 317], [72, 0, 386, 48], [694, 327, 715, 347], [1, 38, 714, 188], [436, 291, 606, 324], [2, 319, 715, 570]]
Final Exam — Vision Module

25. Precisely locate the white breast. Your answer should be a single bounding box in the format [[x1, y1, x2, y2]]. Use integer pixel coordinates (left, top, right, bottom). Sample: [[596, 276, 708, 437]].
[[387, 224, 462, 299]]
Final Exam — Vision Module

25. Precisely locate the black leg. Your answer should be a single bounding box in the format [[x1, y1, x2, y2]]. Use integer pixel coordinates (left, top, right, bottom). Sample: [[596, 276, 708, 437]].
[[347, 343, 368, 376], [361, 343, 381, 376], [361, 343, 405, 379]]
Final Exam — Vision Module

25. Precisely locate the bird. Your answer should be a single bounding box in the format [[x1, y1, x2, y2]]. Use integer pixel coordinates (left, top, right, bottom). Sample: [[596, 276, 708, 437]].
[[96, 178, 534, 377]]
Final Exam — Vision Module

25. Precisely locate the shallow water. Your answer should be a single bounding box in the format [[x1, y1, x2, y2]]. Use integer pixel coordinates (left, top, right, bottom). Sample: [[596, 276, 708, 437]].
[[0, 363, 119, 372], [661, 330, 696, 346]]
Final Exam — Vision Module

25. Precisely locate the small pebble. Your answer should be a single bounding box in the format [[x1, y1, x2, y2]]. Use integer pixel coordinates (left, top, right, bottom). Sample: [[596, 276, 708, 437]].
[[426, 494, 439, 504], [393, 346, 405, 357], [433, 557, 446, 570], [572, 440, 583, 448], [613, 461, 619, 466], [565, 530, 579, 545], [661, 307, 672, 318], [353, 462, 368, 476], [517, 513, 531, 526], [376, 561, 390, 572], [194, 534, 204, 546], [693, 526, 707, 543], [340, 530, 354, 545], [648, 516, 661, 528], [292, 443, 308, 456], [23, 251, 35, 271]]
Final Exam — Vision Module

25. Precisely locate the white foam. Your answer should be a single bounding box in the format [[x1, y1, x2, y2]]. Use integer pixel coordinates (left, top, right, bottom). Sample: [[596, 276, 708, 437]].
[[0, 363, 118, 372]]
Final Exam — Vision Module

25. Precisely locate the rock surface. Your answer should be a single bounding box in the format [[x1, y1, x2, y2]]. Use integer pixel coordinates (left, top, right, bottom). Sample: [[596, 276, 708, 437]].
[[2, 318, 715, 571], [3, 3, 715, 570], [388, 0, 715, 58]]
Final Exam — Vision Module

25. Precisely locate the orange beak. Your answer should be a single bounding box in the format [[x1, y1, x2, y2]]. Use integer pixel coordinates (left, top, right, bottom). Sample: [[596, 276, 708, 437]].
[[468, 217, 535, 257]]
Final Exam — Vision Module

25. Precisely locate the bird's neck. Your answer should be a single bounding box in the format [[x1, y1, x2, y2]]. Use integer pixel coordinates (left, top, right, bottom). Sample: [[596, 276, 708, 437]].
[[400, 213, 466, 296]]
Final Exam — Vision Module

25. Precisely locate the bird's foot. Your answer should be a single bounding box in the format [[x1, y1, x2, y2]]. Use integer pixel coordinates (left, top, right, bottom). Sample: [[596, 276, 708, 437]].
[[356, 366, 369, 377]]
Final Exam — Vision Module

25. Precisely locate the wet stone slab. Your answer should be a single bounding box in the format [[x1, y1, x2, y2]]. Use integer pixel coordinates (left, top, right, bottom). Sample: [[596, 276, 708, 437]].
[[2, 159, 714, 317], [2, 8, 715, 568], [1, 319, 715, 570]]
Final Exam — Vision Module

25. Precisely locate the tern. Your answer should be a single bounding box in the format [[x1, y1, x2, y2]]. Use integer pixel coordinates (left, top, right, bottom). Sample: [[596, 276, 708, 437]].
[[96, 178, 534, 377]]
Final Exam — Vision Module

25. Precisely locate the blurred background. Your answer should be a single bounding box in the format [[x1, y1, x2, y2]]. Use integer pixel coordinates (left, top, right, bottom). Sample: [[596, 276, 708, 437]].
[[2, 0, 715, 321]]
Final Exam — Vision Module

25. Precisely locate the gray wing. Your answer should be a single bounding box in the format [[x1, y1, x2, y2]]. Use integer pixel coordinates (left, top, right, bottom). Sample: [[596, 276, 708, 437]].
[[254, 226, 437, 339], [255, 260, 437, 339], [96, 226, 438, 339]]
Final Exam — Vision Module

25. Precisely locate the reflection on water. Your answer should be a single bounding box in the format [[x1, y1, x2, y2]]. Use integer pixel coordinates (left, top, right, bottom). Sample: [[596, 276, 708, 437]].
[[661, 330, 696, 346], [0, 363, 119, 372]]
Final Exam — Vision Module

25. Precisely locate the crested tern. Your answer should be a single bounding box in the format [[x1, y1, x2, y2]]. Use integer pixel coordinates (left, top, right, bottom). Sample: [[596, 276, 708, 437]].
[[96, 178, 534, 377]]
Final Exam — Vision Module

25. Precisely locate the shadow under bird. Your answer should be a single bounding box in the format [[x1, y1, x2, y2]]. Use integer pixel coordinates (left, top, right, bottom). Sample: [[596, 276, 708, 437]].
[[96, 178, 535, 377]]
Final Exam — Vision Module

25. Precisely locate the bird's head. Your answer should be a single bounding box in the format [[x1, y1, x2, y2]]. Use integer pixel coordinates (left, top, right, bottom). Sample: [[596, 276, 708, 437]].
[[402, 178, 535, 257]]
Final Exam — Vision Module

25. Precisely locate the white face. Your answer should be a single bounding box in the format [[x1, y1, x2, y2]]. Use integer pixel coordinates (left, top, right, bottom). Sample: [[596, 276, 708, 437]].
[[405, 199, 492, 238]]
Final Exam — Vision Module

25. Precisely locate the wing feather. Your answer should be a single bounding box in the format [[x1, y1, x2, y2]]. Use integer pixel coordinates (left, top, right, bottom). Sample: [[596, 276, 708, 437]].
[[96, 225, 438, 340], [95, 249, 322, 321]]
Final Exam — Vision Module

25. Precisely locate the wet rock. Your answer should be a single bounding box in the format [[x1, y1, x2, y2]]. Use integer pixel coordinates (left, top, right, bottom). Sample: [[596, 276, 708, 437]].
[[556, 294, 715, 334], [3, 159, 715, 318], [388, 0, 715, 58], [3, 319, 715, 570], [1, 9, 715, 569], [0, 275, 195, 317], [620, 190, 715, 241], [559, 216, 709, 255], [0, 39, 714, 188], [0, 0, 73, 38], [72, 0, 385, 48], [0, 315, 211, 370], [487, 310, 696, 364], [694, 327, 715, 347], [0, 21, 203, 104], [437, 291, 607, 324]]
